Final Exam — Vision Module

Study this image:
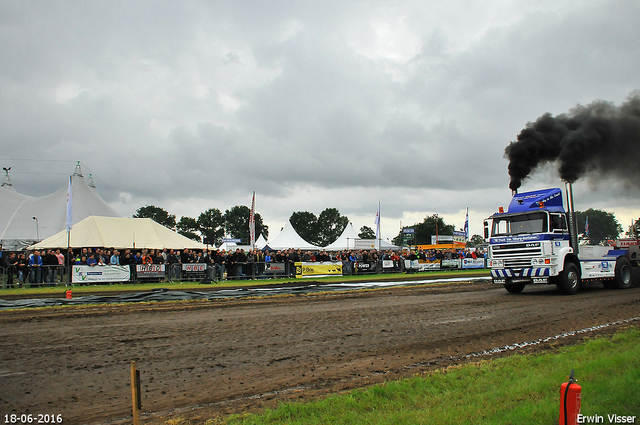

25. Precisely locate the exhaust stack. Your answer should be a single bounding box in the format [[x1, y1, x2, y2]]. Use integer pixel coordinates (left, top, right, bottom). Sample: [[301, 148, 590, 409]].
[[565, 182, 579, 251]]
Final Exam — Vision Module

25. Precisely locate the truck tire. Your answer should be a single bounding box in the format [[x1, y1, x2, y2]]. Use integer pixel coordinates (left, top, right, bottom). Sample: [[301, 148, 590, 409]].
[[504, 283, 525, 293], [557, 262, 580, 295], [613, 258, 632, 289]]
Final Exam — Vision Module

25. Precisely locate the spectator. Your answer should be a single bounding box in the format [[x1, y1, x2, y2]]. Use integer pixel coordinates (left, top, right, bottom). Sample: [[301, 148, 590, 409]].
[[28, 250, 43, 285], [110, 250, 120, 265], [55, 249, 65, 282], [17, 253, 27, 284], [142, 250, 153, 265], [4, 252, 18, 286], [86, 254, 98, 266]]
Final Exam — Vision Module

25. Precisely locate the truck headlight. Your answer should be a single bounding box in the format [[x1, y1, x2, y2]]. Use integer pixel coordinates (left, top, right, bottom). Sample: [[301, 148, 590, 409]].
[[531, 258, 550, 265], [490, 259, 504, 268]]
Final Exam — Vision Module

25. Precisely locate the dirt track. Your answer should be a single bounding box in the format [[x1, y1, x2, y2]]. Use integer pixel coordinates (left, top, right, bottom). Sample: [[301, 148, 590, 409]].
[[1, 280, 639, 424]]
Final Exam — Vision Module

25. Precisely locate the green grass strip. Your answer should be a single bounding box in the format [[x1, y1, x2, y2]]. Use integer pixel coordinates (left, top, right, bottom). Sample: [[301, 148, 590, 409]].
[[223, 326, 640, 425]]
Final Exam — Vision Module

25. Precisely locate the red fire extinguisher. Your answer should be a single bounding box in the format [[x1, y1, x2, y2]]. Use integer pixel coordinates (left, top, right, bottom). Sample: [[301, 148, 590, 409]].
[[559, 369, 581, 425], [65, 289, 72, 299]]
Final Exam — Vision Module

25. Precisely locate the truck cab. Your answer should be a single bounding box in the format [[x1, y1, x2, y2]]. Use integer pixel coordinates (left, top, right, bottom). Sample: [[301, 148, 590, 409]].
[[485, 187, 637, 294]]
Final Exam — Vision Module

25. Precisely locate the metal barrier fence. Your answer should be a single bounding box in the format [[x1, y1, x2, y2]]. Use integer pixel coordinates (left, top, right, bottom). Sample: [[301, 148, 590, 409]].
[[0, 258, 488, 288], [1, 264, 69, 288]]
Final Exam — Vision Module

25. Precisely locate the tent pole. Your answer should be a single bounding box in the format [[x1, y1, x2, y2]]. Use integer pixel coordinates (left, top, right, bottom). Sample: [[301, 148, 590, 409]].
[[66, 230, 71, 286]]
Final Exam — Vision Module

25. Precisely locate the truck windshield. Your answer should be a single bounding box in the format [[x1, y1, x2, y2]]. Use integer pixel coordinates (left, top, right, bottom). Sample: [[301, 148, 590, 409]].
[[492, 212, 548, 236]]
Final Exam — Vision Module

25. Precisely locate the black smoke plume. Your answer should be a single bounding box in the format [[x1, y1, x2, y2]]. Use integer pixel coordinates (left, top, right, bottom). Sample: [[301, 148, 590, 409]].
[[505, 93, 640, 191]]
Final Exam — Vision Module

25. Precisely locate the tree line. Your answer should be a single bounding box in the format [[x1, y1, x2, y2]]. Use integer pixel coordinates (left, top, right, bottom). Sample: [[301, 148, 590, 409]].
[[133, 205, 375, 247], [133, 204, 636, 247]]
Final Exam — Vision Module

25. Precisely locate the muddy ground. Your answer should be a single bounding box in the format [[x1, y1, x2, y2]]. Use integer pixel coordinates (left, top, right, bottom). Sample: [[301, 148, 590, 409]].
[[1, 279, 639, 424]]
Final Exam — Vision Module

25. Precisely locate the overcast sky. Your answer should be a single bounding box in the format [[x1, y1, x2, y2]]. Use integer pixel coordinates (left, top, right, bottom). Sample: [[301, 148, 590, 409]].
[[1, 0, 639, 242]]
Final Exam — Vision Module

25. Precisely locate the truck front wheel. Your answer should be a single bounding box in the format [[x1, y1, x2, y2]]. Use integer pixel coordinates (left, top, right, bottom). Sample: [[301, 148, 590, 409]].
[[557, 262, 580, 295], [613, 258, 632, 289], [504, 283, 525, 293]]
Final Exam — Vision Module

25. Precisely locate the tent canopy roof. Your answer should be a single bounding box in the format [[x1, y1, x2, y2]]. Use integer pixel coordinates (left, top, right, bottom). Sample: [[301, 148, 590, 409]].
[[0, 163, 121, 250], [264, 220, 320, 251], [30, 216, 205, 250]]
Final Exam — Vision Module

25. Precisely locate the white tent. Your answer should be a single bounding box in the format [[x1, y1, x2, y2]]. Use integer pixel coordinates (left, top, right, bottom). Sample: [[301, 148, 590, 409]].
[[0, 163, 121, 250], [323, 223, 401, 251], [264, 220, 320, 251], [325, 222, 361, 251], [216, 241, 253, 252], [254, 234, 268, 249], [29, 216, 205, 250]]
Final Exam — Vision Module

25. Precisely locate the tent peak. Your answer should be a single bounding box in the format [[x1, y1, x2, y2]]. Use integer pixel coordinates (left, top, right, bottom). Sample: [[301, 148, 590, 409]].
[[1, 166, 14, 190], [73, 161, 83, 177], [87, 173, 96, 188]]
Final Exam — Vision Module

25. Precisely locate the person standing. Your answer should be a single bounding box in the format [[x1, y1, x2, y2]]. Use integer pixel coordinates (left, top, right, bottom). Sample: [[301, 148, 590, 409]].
[[4, 252, 18, 286], [110, 250, 120, 266], [28, 250, 43, 285]]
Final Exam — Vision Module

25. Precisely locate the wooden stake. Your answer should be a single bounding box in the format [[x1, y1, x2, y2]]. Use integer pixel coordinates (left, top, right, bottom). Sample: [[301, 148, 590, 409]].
[[131, 361, 140, 425]]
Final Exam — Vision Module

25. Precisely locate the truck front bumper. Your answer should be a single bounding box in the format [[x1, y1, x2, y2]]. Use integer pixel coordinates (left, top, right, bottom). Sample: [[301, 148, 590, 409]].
[[491, 267, 551, 285]]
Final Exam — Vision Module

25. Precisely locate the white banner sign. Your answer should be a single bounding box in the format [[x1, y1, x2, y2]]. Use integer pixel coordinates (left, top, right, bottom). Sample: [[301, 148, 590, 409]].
[[462, 258, 485, 269], [441, 259, 462, 269], [354, 239, 376, 250], [411, 260, 441, 271], [72, 265, 131, 283]]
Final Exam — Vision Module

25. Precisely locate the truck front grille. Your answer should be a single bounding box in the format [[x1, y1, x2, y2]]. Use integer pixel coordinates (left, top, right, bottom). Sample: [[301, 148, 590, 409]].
[[491, 242, 542, 268]]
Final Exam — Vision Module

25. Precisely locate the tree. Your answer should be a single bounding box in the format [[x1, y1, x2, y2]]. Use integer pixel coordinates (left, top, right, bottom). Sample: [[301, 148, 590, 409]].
[[198, 208, 225, 245], [358, 226, 376, 239], [133, 205, 176, 229], [467, 234, 485, 247], [576, 209, 622, 245], [224, 205, 268, 244], [176, 216, 201, 242], [317, 208, 348, 247], [289, 209, 349, 247], [289, 211, 319, 245], [392, 215, 455, 246]]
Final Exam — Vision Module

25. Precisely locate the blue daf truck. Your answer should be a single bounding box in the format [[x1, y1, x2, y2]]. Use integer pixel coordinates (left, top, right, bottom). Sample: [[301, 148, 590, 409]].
[[484, 184, 639, 294]]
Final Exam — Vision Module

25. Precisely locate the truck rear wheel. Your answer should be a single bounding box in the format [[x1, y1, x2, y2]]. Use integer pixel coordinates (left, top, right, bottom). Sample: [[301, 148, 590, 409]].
[[504, 283, 525, 293], [557, 262, 580, 295], [613, 258, 632, 289]]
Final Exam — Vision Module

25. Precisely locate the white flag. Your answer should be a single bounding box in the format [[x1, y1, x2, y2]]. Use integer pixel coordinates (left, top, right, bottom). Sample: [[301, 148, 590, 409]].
[[374, 202, 380, 239], [249, 191, 256, 247], [66, 176, 73, 231], [464, 208, 469, 241]]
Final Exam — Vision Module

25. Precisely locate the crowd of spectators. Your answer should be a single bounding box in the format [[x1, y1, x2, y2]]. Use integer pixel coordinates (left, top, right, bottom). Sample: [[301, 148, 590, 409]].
[[2, 246, 487, 286]]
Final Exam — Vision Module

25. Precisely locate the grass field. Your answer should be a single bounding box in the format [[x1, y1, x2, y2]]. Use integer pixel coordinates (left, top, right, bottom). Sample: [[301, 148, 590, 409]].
[[215, 326, 640, 425]]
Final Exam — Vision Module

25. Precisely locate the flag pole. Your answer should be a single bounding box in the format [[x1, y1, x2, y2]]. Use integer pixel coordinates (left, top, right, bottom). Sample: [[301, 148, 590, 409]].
[[66, 175, 73, 286], [249, 191, 256, 250]]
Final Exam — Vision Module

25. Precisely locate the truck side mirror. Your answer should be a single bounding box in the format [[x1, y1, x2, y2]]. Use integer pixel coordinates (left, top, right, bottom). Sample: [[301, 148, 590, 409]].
[[483, 221, 489, 240]]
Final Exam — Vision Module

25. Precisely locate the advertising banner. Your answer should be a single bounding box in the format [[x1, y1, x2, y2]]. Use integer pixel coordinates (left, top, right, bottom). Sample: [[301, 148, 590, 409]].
[[264, 262, 286, 274], [354, 239, 376, 250], [441, 259, 462, 269], [411, 260, 441, 271], [182, 263, 207, 278], [137, 264, 165, 278], [295, 262, 342, 278], [453, 230, 466, 243], [354, 261, 378, 273], [462, 258, 485, 269], [382, 259, 395, 269], [72, 265, 131, 284]]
